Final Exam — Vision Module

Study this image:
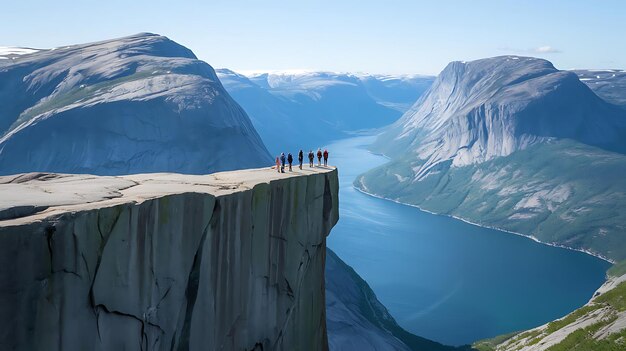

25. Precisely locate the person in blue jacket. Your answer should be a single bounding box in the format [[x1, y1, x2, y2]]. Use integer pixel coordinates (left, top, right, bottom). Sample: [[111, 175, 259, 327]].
[[280, 152, 286, 173]]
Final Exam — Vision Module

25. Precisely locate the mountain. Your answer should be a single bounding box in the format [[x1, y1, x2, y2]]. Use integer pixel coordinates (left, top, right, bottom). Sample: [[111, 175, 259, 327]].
[[216, 70, 433, 155], [359, 56, 626, 261], [326, 249, 471, 351], [0, 33, 270, 176], [573, 69, 626, 109]]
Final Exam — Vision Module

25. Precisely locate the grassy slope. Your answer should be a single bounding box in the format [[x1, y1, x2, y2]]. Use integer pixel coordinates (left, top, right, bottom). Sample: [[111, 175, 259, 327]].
[[357, 140, 626, 261], [472, 281, 626, 351]]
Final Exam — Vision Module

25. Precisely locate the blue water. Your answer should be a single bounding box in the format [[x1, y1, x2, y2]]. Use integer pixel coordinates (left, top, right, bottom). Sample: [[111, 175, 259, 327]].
[[326, 135, 611, 346]]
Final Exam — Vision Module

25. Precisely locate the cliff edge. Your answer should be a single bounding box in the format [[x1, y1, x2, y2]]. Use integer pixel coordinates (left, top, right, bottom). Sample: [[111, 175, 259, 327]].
[[0, 166, 339, 351]]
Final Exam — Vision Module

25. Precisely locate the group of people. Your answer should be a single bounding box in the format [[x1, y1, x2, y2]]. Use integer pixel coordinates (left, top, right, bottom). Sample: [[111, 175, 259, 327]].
[[275, 148, 329, 173]]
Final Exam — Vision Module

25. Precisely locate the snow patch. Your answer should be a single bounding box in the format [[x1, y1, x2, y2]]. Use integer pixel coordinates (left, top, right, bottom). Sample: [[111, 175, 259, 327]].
[[0, 47, 40, 59]]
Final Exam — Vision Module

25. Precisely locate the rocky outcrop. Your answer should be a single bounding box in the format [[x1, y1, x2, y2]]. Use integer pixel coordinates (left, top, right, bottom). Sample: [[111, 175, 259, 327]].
[[0, 166, 339, 351]]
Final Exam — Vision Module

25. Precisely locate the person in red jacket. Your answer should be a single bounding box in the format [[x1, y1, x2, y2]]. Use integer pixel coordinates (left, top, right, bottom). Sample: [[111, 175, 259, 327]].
[[317, 148, 322, 166], [323, 149, 329, 166]]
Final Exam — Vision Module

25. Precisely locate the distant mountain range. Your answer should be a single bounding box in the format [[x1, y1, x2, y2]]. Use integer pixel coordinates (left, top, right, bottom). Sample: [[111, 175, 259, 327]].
[[217, 69, 433, 155], [0, 33, 270, 175], [358, 56, 626, 261], [573, 69, 626, 109]]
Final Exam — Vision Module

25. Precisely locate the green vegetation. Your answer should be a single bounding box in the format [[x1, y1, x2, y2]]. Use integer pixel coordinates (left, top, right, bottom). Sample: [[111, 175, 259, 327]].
[[358, 140, 626, 261], [608, 260, 626, 278], [545, 305, 602, 333], [471, 282, 626, 351], [545, 316, 624, 351], [472, 332, 519, 351], [595, 282, 626, 311]]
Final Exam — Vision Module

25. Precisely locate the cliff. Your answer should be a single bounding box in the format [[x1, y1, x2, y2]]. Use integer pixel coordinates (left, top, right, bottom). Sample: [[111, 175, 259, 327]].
[[0, 166, 339, 351]]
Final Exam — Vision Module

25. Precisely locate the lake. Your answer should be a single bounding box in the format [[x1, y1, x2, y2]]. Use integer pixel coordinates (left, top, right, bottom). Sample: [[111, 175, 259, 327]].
[[326, 134, 611, 346]]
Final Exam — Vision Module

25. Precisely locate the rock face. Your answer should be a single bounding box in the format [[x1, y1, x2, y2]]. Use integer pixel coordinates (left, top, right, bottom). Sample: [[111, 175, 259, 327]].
[[372, 56, 626, 179], [0, 166, 339, 351], [216, 69, 433, 155], [0, 33, 270, 175]]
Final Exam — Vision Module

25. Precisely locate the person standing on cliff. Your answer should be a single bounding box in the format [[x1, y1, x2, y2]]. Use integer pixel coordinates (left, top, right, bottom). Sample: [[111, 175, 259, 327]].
[[323, 149, 329, 166], [308, 150, 314, 167], [298, 149, 304, 170], [275, 156, 280, 173], [287, 152, 293, 171], [280, 152, 286, 173], [317, 148, 322, 166]]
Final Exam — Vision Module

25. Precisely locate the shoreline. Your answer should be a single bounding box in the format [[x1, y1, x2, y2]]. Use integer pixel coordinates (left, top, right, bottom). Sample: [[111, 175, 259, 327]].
[[353, 182, 615, 265]]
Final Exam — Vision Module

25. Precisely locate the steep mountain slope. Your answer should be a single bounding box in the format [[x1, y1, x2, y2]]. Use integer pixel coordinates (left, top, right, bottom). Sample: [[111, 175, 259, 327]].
[[0, 34, 270, 175], [217, 70, 433, 154], [474, 269, 626, 351], [372, 56, 626, 179], [573, 69, 626, 109], [326, 249, 471, 351], [359, 56, 626, 261]]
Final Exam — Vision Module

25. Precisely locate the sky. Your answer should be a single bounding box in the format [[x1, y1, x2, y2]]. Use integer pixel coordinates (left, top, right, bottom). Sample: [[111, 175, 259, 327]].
[[1, 0, 624, 75]]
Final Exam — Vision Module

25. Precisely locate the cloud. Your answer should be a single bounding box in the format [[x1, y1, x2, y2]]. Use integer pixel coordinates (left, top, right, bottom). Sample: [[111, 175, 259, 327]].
[[532, 46, 562, 54]]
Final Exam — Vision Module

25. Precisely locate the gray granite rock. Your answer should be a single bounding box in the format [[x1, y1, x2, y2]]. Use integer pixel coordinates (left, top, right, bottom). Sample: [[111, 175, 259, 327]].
[[0, 166, 338, 351]]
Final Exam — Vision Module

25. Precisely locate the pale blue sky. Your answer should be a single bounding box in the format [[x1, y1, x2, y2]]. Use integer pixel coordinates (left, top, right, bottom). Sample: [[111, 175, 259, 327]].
[[1, 0, 624, 75]]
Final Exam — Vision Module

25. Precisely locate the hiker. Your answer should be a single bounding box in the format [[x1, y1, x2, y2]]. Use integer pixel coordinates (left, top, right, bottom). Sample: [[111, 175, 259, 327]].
[[308, 150, 314, 167], [298, 149, 304, 170], [317, 148, 322, 166], [275, 156, 280, 173], [323, 149, 329, 166], [280, 152, 286, 173], [287, 152, 293, 171]]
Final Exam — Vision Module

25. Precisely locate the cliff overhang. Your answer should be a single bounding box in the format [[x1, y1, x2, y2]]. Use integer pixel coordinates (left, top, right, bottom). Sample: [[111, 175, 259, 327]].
[[0, 166, 339, 351]]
